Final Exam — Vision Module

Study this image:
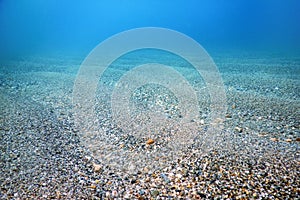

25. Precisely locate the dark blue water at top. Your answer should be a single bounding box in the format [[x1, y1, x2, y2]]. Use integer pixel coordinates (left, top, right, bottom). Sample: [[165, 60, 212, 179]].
[[0, 0, 300, 58]]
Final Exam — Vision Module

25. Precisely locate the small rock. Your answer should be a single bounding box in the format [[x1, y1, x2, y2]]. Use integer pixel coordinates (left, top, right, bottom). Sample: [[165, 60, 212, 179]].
[[270, 138, 279, 142], [139, 189, 146, 195], [258, 132, 268, 137], [88, 184, 96, 189], [92, 162, 101, 172], [225, 114, 232, 118], [175, 173, 183, 179], [146, 139, 155, 145], [143, 167, 149, 173], [160, 173, 170, 183], [106, 191, 110, 197], [112, 190, 118, 197], [56, 191, 61, 199], [84, 156, 91, 162], [215, 118, 224, 123], [131, 179, 137, 184], [234, 127, 243, 133], [151, 190, 159, 197]]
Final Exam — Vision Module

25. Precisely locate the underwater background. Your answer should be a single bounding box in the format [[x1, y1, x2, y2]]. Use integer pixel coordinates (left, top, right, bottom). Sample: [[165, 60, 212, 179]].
[[1, 0, 300, 57], [0, 0, 299, 199]]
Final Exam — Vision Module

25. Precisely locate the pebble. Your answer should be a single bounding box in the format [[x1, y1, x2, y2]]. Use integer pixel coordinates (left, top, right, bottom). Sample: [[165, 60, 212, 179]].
[[258, 132, 268, 136], [56, 191, 61, 199], [88, 185, 96, 189], [151, 190, 159, 197], [146, 138, 155, 145], [92, 162, 101, 172], [84, 156, 91, 161], [234, 126, 243, 133], [112, 190, 118, 197], [225, 114, 232, 118], [270, 138, 279, 142], [139, 189, 146, 195], [160, 173, 170, 183], [106, 191, 110, 197]]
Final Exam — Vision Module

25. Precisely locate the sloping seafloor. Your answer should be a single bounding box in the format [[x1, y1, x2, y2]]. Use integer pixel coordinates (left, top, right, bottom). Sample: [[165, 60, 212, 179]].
[[0, 52, 299, 199]]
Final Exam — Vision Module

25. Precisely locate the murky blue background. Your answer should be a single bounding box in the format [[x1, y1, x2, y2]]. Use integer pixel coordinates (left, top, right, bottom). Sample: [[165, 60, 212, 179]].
[[0, 0, 299, 57]]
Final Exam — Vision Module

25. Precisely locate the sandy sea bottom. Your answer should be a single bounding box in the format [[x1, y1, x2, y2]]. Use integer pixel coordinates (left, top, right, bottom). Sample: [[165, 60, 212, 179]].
[[0, 52, 299, 199]]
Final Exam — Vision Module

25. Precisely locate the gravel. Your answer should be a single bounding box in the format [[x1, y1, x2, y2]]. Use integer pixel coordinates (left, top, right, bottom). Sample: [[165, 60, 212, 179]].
[[0, 53, 299, 199]]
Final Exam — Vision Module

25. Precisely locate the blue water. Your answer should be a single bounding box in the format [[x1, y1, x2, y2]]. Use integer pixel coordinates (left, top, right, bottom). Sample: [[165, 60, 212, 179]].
[[0, 0, 300, 57]]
